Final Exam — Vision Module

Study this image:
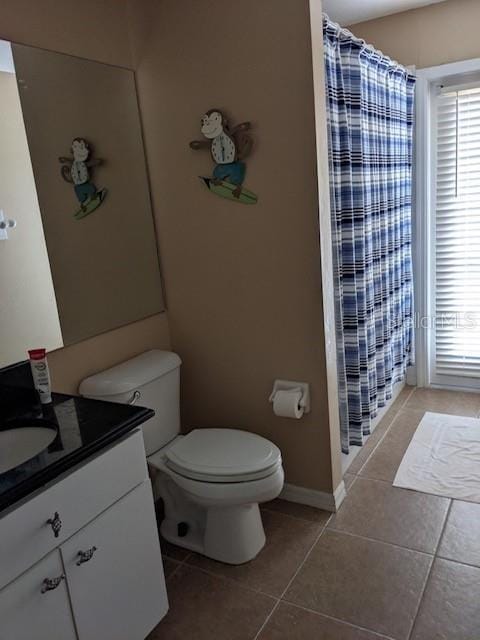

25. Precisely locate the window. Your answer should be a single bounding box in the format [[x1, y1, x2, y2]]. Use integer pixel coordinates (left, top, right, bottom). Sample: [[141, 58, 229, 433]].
[[431, 81, 480, 385]]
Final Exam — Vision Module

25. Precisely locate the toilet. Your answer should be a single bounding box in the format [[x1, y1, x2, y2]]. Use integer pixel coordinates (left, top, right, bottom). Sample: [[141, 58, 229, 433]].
[[79, 350, 284, 565]]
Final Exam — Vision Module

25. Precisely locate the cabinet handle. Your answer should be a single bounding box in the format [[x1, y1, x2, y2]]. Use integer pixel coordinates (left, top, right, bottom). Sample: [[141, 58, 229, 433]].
[[46, 511, 62, 537], [76, 546, 98, 566], [41, 575, 65, 593], [129, 390, 141, 405]]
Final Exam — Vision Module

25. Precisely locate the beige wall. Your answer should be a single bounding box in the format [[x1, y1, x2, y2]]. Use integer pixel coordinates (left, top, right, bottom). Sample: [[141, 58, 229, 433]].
[[130, 0, 338, 492], [309, 0, 343, 491], [0, 70, 63, 368], [349, 0, 480, 69], [0, 0, 171, 393], [0, 0, 132, 69]]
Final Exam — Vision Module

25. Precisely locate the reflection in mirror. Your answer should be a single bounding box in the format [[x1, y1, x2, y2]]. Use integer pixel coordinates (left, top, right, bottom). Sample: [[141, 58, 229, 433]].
[[0, 41, 164, 369], [0, 40, 63, 367]]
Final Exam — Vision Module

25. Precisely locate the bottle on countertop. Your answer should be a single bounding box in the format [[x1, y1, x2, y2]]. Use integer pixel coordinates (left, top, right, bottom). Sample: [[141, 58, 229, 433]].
[[28, 348, 52, 404]]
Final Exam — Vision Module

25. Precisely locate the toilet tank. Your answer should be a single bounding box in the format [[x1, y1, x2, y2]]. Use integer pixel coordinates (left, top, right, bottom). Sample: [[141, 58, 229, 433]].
[[79, 350, 182, 456]]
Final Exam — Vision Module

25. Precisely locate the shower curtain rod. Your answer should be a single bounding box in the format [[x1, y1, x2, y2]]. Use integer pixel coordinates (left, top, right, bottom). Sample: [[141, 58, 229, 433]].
[[323, 13, 414, 77]]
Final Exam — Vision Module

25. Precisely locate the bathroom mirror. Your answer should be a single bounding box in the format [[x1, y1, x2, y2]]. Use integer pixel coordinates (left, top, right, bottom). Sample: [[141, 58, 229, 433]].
[[0, 40, 164, 368]]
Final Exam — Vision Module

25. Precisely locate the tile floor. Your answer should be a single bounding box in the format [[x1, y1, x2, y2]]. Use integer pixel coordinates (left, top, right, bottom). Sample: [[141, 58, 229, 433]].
[[148, 386, 480, 640]]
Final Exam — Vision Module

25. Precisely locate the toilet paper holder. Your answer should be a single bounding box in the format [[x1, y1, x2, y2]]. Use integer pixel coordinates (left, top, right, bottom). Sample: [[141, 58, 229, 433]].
[[268, 379, 310, 414]]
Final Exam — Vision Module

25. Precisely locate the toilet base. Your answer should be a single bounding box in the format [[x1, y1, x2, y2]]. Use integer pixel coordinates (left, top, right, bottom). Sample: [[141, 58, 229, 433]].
[[151, 458, 284, 565], [160, 502, 266, 564]]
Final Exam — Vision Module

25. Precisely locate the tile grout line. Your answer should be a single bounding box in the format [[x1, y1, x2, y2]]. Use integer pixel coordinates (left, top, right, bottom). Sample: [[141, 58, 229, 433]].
[[390, 385, 416, 413], [343, 391, 408, 478], [251, 599, 281, 640], [324, 526, 437, 558], [277, 514, 334, 599], [272, 489, 450, 640], [252, 514, 334, 640], [165, 506, 475, 596], [350, 387, 415, 477], [273, 505, 458, 640], [260, 506, 329, 527], [328, 505, 479, 571], [168, 559, 284, 639], [399, 385, 416, 408], [163, 509, 333, 609], [346, 472, 477, 509], [164, 559, 183, 581], [161, 553, 283, 640], [163, 549, 194, 581], [170, 558, 279, 601], [353, 385, 416, 477], [432, 500, 453, 558], [435, 552, 480, 570], [164, 499, 328, 571], [276, 521, 403, 640], [344, 474, 359, 491], [405, 499, 453, 640], [163, 557, 288, 623], [278, 600, 398, 640], [177, 509, 332, 596]]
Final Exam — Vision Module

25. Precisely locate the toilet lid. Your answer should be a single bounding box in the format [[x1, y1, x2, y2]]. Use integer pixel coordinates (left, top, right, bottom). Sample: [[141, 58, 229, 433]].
[[165, 428, 282, 483]]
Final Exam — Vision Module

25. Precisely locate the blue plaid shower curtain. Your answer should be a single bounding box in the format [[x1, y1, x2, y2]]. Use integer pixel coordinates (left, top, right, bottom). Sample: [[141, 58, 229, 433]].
[[323, 15, 415, 453]]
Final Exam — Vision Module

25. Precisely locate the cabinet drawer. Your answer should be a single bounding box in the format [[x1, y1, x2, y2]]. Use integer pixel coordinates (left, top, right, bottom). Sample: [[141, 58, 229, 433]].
[[0, 429, 147, 589]]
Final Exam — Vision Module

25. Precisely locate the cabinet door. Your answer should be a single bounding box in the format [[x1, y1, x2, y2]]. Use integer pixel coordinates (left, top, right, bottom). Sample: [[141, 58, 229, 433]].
[[61, 480, 168, 640], [0, 549, 77, 640]]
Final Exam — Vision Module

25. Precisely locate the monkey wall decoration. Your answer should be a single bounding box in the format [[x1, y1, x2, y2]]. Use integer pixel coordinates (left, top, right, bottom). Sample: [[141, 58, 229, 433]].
[[189, 109, 257, 204], [59, 138, 108, 219]]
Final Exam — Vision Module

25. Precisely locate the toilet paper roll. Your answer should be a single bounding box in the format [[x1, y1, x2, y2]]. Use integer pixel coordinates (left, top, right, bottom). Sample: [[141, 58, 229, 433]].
[[272, 389, 304, 419]]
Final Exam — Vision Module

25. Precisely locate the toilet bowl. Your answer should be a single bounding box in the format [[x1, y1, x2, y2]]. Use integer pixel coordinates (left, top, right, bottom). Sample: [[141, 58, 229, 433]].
[[149, 428, 284, 564], [79, 350, 285, 565]]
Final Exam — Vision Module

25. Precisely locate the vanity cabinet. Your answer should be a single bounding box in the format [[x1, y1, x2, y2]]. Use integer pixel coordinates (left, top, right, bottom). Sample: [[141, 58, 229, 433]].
[[0, 430, 168, 640]]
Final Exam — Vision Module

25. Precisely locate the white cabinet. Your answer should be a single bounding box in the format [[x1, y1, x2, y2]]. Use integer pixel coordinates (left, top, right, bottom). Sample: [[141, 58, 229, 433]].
[[0, 429, 148, 589], [61, 480, 168, 640], [0, 550, 77, 640], [0, 431, 168, 640]]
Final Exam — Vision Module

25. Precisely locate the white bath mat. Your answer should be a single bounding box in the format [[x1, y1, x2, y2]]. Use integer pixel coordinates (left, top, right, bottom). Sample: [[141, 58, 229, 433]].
[[393, 411, 480, 503]]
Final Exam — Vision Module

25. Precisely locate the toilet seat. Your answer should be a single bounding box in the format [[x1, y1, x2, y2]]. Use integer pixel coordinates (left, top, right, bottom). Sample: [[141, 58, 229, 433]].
[[163, 428, 282, 483]]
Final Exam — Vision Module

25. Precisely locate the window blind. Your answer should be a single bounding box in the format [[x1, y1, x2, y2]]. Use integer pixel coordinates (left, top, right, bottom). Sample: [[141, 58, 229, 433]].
[[434, 85, 480, 378]]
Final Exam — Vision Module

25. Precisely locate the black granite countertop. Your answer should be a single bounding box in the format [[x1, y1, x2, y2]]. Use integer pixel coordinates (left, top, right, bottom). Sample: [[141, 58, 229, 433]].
[[0, 362, 153, 514]]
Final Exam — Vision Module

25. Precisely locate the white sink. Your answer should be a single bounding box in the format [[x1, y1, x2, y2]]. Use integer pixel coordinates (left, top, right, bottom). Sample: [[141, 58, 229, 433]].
[[0, 427, 57, 474]]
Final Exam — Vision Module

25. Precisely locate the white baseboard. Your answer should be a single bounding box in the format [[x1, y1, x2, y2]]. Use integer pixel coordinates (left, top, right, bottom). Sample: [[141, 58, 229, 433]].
[[280, 480, 346, 513]]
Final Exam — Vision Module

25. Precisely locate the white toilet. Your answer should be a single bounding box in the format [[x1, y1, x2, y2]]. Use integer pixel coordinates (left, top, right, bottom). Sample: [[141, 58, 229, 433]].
[[79, 350, 284, 565]]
